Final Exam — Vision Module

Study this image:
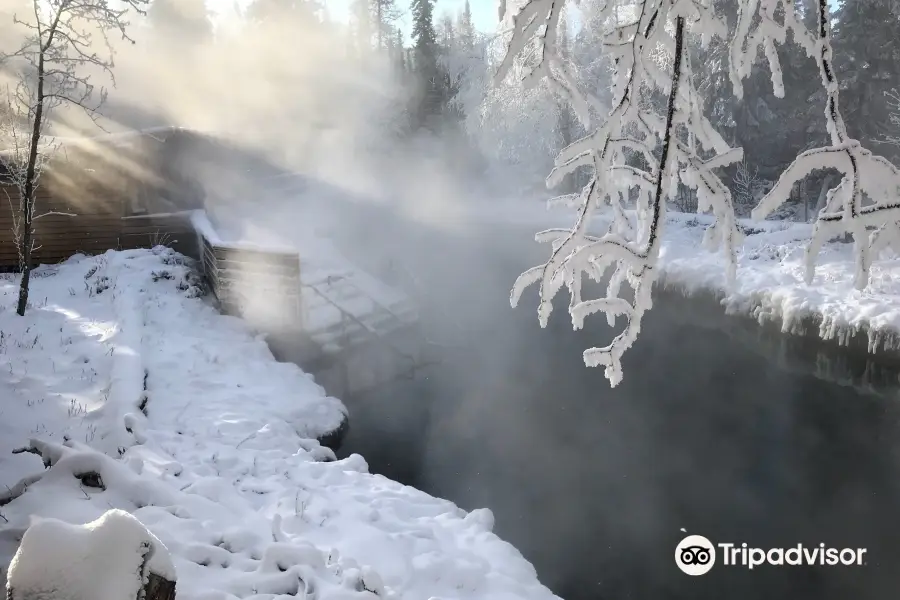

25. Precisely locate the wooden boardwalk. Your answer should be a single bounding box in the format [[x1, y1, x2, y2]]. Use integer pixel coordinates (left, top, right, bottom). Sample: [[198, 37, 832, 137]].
[[192, 210, 431, 398]]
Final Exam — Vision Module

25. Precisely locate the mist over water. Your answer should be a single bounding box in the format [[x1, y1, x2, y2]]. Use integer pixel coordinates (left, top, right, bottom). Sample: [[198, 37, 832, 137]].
[[319, 204, 900, 600], [4, 3, 900, 597]]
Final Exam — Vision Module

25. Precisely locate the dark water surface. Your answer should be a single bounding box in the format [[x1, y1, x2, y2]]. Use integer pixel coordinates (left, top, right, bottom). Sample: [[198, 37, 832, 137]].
[[325, 208, 900, 600]]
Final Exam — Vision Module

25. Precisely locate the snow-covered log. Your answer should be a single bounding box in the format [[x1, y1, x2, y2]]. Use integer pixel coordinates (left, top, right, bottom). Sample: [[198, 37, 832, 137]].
[[6, 509, 176, 600]]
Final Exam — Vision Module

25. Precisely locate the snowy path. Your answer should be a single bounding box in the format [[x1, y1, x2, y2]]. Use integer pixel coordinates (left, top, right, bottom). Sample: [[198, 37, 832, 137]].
[[0, 249, 558, 600]]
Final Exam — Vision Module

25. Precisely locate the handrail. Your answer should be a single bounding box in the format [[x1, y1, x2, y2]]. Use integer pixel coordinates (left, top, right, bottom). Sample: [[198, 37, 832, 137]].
[[195, 221, 421, 375], [338, 273, 411, 325], [302, 276, 417, 367]]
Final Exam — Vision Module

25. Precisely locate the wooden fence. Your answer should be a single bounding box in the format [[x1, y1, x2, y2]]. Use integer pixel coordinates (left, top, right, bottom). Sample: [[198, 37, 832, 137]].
[[197, 232, 302, 327], [0, 185, 196, 269]]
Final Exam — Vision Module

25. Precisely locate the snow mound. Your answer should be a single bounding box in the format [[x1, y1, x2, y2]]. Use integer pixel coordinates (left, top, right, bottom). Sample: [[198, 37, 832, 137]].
[[7, 509, 173, 600], [0, 248, 559, 600]]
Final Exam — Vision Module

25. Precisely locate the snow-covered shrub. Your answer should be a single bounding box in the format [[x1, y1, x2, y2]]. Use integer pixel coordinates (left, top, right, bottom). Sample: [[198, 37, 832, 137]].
[[732, 158, 764, 217], [151, 270, 173, 282], [176, 271, 204, 299]]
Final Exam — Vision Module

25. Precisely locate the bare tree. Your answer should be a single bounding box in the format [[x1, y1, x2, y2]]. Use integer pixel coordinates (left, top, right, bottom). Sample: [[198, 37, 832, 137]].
[[732, 157, 761, 216], [1, 0, 147, 316], [884, 88, 900, 148], [0, 91, 52, 277]]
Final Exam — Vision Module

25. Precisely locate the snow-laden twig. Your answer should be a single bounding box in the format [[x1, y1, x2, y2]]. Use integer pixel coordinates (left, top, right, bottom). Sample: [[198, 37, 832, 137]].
[[882, 88, 900, 147], [747, 0, 900, 290], [733, 157, 761, 214], [498, 0, 742, 386], [730, 0, 817, 100]]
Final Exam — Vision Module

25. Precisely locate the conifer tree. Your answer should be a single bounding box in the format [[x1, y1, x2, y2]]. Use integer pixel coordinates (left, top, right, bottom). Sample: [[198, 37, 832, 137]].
[[410, 0, 441, 129], [833, 0, 900, 156]]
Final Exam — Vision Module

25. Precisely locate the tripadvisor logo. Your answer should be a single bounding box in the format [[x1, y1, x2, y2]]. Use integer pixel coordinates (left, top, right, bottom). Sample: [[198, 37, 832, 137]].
[[676, 535, 717, 576], [675, 535, 867, 576]]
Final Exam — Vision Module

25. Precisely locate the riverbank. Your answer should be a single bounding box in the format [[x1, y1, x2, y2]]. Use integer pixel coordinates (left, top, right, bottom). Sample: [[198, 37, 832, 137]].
[[470, 200, 900, 358], [657, 212, 900, 353], [330, 216, 900, 600], [0, 248, 559, 600]]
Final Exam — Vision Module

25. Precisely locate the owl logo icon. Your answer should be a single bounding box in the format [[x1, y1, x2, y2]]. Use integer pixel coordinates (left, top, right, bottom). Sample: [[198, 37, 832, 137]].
[[676, 535, 716, 575]]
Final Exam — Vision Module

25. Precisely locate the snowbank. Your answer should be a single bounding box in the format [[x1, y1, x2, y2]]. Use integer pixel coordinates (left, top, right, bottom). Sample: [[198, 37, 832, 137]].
[[0, 248, 558, 600], [472, 200, 900, 353], [654, 212, 900, 352]]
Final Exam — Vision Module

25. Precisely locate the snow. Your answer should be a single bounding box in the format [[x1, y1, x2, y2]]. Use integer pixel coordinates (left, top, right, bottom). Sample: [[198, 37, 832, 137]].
[[190, 210, 297, 254], [0, 248, 558, 600], [474, 198, 900, 353], [655, 213, 900, 352], [7, 509, 174, 600]]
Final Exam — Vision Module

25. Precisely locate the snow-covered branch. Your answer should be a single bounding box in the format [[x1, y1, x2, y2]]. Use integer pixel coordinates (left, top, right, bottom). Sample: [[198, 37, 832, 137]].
[[884, 88, 900, 147], [730, 0, 816, 100], [499, 0, 742, 387], [750, 0, 900, 290]]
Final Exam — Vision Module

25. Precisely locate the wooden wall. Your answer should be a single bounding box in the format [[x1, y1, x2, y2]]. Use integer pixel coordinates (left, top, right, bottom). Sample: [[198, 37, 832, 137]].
[[0, 184, 197, 269], [198, 233, 302, 327]]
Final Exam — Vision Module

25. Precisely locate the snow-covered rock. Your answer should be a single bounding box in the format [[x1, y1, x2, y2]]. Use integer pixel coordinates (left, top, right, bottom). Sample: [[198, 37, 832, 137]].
[[7, 509, 174, 600]]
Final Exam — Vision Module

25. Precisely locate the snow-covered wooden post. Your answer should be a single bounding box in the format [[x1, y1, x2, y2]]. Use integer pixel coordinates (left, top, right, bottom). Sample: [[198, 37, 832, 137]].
[[6, 510, 176, 600]]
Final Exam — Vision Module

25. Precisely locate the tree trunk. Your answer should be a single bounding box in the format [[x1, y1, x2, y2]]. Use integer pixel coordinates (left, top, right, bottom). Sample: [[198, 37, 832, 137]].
[[16, 202, 33, 315], [16, 27, 51, 316], [376, 0, 382, 49]]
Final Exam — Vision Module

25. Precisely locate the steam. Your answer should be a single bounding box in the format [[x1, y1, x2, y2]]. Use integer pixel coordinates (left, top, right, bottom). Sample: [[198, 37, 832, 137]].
[[0, 0, 492, 332]]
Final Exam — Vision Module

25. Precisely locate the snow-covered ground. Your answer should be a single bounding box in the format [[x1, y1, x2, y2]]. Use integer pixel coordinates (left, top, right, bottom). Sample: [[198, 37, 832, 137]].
[[655, 212, 900, 351], [0, 248, 558, 600], [470, 199, 900, 352]]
